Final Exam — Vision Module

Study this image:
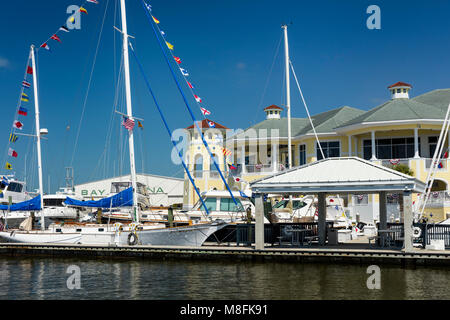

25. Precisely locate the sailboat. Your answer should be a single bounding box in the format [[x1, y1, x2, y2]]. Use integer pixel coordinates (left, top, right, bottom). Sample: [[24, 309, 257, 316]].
[[0, 0, 227, 246]]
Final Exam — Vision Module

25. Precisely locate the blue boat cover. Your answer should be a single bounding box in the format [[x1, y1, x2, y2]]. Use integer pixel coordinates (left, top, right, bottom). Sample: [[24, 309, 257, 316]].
[[0, 195, 41, 211], [64, 187, 133, 208]]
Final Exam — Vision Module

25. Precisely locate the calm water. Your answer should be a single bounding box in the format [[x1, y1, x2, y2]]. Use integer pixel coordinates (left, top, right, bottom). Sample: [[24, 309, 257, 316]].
[[0, 257, 449, 300]]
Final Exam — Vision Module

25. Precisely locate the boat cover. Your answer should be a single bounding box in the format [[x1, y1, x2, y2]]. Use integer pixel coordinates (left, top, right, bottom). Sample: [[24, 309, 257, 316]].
[[64, 187, 133, 208], [0, 195, 41, 211]]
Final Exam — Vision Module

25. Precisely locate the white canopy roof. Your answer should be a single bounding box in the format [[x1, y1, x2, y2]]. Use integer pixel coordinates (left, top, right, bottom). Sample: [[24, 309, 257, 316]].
[[250, 157, 426, 194]]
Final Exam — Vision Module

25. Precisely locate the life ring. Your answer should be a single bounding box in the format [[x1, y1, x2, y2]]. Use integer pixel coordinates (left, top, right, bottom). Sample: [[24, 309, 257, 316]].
[[127, 232, 138, 246], [413, 227, 422, 238]]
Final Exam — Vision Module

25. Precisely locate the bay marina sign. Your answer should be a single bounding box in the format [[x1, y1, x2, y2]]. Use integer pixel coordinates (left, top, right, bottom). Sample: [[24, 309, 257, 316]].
[[74, 173, 184, 207]]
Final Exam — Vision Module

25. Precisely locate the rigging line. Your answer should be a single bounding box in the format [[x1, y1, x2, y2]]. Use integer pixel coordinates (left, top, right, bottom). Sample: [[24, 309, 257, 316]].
[[2, 52, 33, 172], [289, 60, 325, 159], [69, 0, 110, 168], [129, 44, 211, 217], [253, 33, 283, 126], [141, 0, 240, 210], [146, 9, 210, 123]]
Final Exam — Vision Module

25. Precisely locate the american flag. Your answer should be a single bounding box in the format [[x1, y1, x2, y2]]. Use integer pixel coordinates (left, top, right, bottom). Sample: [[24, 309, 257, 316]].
[[122, 116, 135, 131]]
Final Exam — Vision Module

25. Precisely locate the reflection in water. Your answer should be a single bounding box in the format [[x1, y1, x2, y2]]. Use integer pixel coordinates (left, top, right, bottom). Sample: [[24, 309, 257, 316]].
[[0, 257, 448, 300]]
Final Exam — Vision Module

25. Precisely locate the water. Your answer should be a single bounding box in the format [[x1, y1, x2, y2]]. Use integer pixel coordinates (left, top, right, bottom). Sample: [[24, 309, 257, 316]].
[[0, 256, 449, 300]]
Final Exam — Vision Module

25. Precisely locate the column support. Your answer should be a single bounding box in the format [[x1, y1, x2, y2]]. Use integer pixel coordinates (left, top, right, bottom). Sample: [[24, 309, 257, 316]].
[[318, 193, 327, 245], [272, 142, 278, 173], [241, 144, 246, 174], [254, 193, 265, 250], [403, 190, 414, 253], [348, 135, 352, 157], [371, 131, 377, 160], [414, 128, 420, 158]]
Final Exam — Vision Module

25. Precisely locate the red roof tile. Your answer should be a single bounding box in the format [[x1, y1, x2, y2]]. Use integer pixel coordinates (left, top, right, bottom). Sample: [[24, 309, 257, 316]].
[[388, 81, 412, 89], [264, 105, 283, 111], [185, 119, 228, 130]]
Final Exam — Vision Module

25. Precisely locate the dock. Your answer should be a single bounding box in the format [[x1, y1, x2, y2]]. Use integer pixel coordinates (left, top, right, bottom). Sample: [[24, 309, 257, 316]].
[[1, 242, 449, 267]]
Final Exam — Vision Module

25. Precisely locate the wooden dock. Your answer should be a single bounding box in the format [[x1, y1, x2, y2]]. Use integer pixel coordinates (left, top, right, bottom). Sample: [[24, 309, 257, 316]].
[[0, 242, 449, 266]]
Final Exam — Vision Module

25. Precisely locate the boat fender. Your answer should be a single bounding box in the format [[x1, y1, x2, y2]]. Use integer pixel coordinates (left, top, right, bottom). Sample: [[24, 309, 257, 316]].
[[413, 227, 422, 238], [127, 232, 138, 246]]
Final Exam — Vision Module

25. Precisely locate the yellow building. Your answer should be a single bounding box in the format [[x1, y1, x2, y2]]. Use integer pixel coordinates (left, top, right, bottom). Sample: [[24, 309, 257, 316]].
[[184, 82, 450, 222]]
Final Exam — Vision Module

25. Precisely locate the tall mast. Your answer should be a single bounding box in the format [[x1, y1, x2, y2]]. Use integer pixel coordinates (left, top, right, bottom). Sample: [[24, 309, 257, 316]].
[[30, 45, 45, 230], [282, 25, 292, 169], [120, 0, 139, 223]]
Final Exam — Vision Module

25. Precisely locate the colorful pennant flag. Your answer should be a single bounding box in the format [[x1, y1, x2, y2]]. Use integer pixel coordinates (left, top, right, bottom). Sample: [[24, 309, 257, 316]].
[[59, 26, 69, 33], [228, 163, 237, 170], [80, 7, 88, 14], [21, 93, 29, 102], [40, 43, 50, 51], [200, 107, 211, 116], [8, 148, 18, 158], [51, 34, 62, 43], [137, 121, 144, 129], [9, 134, 18, 143], [5, 163, 12, 170], [13, 121, 23, 130], [166, 42, 174, 50], [187, 81, 194, 89], [174, 57, 181, 64], [180, 68, 189, 76], [194, 95, 202, 103], [27, 66, 33, 74], [122, 116, 135, 131], [22, 80, 31, 88], [87, 0, 99, 3], [152, 16, 160, 24], [208, 121, 215, 128], [18, 107, 28, 116], [1, 176, 9, 186]]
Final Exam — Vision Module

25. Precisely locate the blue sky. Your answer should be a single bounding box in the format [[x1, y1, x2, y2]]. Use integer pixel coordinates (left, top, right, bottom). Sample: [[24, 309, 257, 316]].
[[1, 0, 450, 193]]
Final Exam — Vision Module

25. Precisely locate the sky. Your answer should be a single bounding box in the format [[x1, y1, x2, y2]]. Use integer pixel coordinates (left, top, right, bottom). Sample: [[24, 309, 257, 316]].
[[1, 0, 450, 194]]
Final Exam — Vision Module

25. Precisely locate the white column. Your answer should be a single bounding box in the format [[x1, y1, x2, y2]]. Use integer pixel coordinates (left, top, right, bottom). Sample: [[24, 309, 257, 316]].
[[272, 142, 278, 173], [241, 144, 246, 174], [403, 190, 414, 253], [282, 25, 292, 170], [254, 193, 265, 250], [318, 193, 327, 245], [120, 0, 139, 223], [348, 135, 352, 157], [414, 128, 420, 158], [371, 131, 377, 160], [30, 45, 45, 231]]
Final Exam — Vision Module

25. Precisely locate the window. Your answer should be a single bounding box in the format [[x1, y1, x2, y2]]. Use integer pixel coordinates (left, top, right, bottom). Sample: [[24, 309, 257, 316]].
[[194, 154, 203, 178], [316, 141, 340, 160], [203, 197, 217, 211], [429, 136, 438, 158], [7, 182, 23, 193], [299, 144, 306, 165], [219, 198, 243, 212], [363, 137, 419, 160], [44, 198, 64, 207]]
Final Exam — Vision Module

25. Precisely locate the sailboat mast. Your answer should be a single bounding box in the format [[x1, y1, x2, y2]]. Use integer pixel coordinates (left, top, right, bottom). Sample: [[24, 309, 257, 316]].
[[120, 0, 139, 223], [282, 25, 292, 169], [30, 45, 45, 231]]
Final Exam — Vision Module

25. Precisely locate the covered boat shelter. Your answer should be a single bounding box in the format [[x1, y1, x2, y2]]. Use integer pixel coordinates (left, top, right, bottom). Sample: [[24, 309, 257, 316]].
[[250, 157, 426, 252]]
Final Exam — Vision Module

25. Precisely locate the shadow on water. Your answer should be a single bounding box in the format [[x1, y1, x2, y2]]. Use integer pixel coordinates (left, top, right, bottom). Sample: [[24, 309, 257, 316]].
[[0, 256, 449, 300]]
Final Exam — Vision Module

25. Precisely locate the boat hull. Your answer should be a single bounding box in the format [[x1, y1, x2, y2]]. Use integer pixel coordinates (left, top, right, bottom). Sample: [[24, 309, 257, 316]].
[[0, 230, 82, 244], [127, 222, 227, 247]]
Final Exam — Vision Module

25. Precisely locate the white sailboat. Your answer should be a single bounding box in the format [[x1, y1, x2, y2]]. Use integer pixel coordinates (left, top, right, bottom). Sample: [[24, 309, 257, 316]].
[[0, 0, 226, 246]]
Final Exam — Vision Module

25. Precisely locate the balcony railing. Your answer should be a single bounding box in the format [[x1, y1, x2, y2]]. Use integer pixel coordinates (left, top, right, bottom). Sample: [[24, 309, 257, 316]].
[[425, 158, 447, 170]]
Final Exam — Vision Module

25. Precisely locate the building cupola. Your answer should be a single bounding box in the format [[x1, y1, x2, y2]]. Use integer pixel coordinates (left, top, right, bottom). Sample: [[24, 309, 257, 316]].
[[264, 105, 283, 120], [388, 82, 412, 99]]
